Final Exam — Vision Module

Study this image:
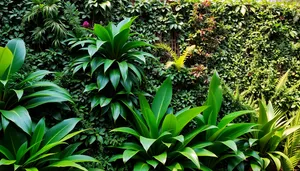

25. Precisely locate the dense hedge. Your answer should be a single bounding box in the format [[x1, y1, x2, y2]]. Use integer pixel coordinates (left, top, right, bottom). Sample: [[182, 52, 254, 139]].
[[1, 0, 300, 170]]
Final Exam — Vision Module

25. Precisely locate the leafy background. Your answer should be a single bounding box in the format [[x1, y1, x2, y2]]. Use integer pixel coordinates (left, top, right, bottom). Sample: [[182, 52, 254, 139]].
[[1, 0, 300, 170]]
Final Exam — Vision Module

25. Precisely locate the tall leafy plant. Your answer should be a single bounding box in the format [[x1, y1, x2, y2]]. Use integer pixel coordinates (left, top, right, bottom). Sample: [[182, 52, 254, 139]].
[[0, 38, 73, 135], [110, 78, 217, 170], [194, 72, 256, 171], [71, 17, 153, 121], [0, 117, 98, 170]]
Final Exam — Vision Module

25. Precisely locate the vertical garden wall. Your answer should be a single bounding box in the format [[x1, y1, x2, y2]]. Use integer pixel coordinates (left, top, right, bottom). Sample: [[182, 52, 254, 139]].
[[1, 0, 300, 170]]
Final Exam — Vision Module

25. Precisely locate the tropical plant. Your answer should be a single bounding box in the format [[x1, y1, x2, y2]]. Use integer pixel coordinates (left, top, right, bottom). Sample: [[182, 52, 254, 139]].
[[22, 0, 80, 47], [156, 43, 195, 70], [0, 38, 73, 134], [110, 77, 217, 170], [70, 17, 153, 121], [284, 110, 300, 168], [0, 117, 99, 170], [193, 72, 256, 171], [227, 99, 300, 171]]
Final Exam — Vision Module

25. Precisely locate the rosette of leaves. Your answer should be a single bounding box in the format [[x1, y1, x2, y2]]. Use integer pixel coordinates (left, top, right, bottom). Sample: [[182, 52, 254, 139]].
[[110, 78, 218, 170], [193, 72, 256, 171], [0, 117, 99, 170], [71, 17, 154, 121], [224, 100, 300, 171], [0, 38, 73, 135]]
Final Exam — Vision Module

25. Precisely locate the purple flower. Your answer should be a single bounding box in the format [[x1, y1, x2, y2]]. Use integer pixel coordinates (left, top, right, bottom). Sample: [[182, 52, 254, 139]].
[[82, 21, 90, 28]]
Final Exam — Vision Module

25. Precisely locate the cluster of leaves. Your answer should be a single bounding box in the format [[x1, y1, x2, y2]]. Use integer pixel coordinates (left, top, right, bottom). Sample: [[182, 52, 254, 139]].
[[22, 0, 81, 48]]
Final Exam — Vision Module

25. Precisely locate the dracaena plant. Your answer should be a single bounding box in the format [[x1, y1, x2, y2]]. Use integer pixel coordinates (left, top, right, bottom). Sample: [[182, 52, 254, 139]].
[[193, 72, 256, 171], [0, 38, 73, 135], [70, 17, 153, 121], [156, 43, 195, 70], [110, 78, 218, 171], [0, 117, 99, 171], [225, 100, 300, 171]]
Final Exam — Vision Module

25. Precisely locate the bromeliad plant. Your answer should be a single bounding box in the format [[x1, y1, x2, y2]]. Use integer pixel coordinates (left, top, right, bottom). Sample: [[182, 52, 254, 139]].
[[110, 78, 217, 170], [71, 17, 154, 121], [156, 43, 195, 70], [0, 38, 73, 135], [0, 117, 99, 170]]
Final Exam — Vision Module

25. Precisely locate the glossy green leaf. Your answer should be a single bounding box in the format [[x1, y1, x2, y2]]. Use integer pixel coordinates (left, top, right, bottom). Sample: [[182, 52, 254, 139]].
[[0, 106, 32, 135], [0, 145, 14, 160], [30, 118, 46, 156], [118, 61, 128, 81], [134, 162, 150, 171], [91, 57, 104, 74], [97, 73, 109, 91], [109, 69, 120, 89], [47, 160, 88, 171], [140, 136, 156, 152], [123, 150, 139, 163], [111, 102, 121, 121], [152, 77, 172, 125], [0, 47, 13, 79], [104, 59, 114, 73], [153, 151, 167, 164], [0, 159, 15, 166], [179, 147, 200, 169], [43, 118, 81, 146], [139, 95, 158, 138], [6, 38, 26, 74], [161, 114, 177, 135], [111, 127, 140, 138]]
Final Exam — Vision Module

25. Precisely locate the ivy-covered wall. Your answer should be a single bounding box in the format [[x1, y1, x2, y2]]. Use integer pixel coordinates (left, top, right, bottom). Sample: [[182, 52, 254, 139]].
[[1, 0, 300, 170]]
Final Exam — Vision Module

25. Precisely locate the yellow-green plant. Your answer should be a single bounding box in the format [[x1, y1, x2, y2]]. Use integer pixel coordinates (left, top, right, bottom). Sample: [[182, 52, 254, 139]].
[[156, 43, 195, 70], [284, 110, 300, 168]]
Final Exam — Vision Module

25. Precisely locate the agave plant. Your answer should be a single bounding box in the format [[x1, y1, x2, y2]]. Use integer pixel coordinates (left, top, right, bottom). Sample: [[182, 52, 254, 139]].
[[70, 17, 153, 121], [156, 43, 195, 70], [110, 78, 217, 170], [0, 117, 98, 170], [193, 72, 256, 171], [0, 38, 73, 135]]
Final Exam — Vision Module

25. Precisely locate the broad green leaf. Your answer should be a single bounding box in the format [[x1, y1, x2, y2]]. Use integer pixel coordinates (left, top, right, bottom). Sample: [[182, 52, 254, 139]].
[[122, 41, 152, 54], [146, 160, 159, 169], [43, 118, 81, 146], [273, 151, 293, 171], [153, 151, 167, 164], [91, 57, 104, 74], [13, 89, 24, 101], [97, 73, 109, 91], [140, 136, 156, 152], [139, 95, 158, 138], [109, 154, 122, 162], [268, 153, 281, 171], [0, 159, 15, 166], [175, 106, 208, 135], [111, 102, 121, 121], [104, 59, 114, 73], [118, 61, 128, 81], [6, 38, 26, 74], [221, 140, 237, 153], [16, 141, 28, 162], [25, 168, 38, 171], [19, 70, 53, 84], [161, 114, 177, 135], [1, 106, 32, 135], [0, 47, 13, 79], [128, 63, 142, 82], [114, 29, 130, 57], [99, 96, 112, 107], [60, 143, 82, 158], [0, 145, 14, 160], [111, 127, 140, 138], [218, 110, 254, 129], [109, 69, 120, 89], [194, 148, 217, 157], [47, 160, 88, 171], [250, 161, 261, 171], [30, 118, 46, 156], [94, 24, 112, 41], [134, 162, 150, 171], [123, 150, 139, 163], [152, 77, 172, 125], [63, 155, 98, 163], [179, 147, 200, 169]]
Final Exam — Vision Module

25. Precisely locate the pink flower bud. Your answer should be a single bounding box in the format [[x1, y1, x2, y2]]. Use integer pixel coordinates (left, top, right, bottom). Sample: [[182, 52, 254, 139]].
[[82, 21, 90, 28]]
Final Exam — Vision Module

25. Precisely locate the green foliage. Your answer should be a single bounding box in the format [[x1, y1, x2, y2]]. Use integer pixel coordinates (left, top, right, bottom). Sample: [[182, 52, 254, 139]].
[[0, 117, 98, 171], [0, 38, 73, 134], [110, 78, 216, 170], [23, 0, 81, 47], [70, 17, 154, 121]]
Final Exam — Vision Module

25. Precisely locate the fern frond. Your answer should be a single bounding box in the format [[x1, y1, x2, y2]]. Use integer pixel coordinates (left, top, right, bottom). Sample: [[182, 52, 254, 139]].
[[156, 43, 178, 61], [275, 70, 290, 95]]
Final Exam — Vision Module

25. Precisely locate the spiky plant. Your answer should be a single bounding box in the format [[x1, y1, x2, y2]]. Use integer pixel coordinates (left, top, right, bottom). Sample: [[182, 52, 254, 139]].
[[156, 43, 195, 70]]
